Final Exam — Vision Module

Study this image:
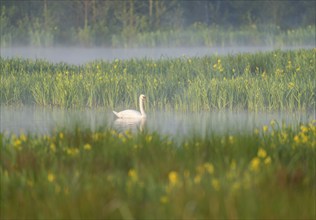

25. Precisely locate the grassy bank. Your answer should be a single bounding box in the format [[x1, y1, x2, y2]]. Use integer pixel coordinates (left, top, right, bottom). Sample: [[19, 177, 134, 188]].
[[1, 49, 315, 111], [1, 120, 315, 219]]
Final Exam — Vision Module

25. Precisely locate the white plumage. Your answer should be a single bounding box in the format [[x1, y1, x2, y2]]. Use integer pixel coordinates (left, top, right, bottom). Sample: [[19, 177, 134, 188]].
[[113, 94, 147, 119]]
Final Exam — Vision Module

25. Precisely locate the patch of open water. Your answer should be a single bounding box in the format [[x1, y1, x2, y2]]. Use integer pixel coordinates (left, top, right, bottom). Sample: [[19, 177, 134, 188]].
[[1, 106, 314, 138]]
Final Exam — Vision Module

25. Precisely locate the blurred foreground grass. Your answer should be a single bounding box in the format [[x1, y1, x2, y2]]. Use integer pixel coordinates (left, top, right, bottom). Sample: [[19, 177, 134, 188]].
[[1, 120, 315, 219]]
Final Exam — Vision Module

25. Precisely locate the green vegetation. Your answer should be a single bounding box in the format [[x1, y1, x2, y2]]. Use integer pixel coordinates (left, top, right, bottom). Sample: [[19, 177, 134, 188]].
[[1, 1, 315, 47], [2, 2, 315, 218], [1, 119, 315, 219], [110, 25, 315, 48], [1, 49, 315, 111]]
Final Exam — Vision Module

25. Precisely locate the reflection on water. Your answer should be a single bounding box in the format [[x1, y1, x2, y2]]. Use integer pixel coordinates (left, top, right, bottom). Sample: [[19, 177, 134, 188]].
[[148, 111, 315, 137], [1, 106, 314, 137], [114, 117, 146, 132]]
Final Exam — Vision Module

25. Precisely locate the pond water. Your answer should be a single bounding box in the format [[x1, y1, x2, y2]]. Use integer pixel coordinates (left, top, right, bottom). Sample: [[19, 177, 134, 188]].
[[1, 46, 314, 65], [1, 106, 314, 138]]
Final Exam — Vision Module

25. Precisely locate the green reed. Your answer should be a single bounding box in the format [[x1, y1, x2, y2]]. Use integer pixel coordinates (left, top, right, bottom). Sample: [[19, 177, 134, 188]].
[[1, 120, 315, 219], [0, 49, 315, 111]]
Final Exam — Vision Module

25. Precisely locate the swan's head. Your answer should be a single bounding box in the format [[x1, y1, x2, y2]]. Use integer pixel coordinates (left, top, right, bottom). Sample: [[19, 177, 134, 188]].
[[140, 94, 146, 101]]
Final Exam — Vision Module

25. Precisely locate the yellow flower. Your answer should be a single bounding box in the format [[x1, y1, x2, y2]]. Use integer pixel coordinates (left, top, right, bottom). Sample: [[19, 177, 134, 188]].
[[211, 179, 220, 191], [264, 156, 272, 165], [168, 171, 178, 186], [275, 68, 284, 76], [160, 195, 169, 204], [300, 133, 308, 143], [59, 132, 64, 139], [124, 130, 133, 139], [228, 135, 235, 144], [294, 135, 300, 143], [300, 125, 309, 133], [204, 163, 215, 175], [83, 143, 92, 151], [92, 132, 101, 141], [262, 125, 268, 133], [279, 132, 288, 143], [250, 157, 260, 172], [50, 143, 56, 153], [286, 60, 292, 70], [66, 147, 79, 156], [13, 139, 22, 148], [194, 175, 201, 184], [257, 148, 267, 158], [47, 173, 55, 182], [213, 59, 224, 72], [20, 133, 27, 142], [270, 120, 276, 128], [145, 135, 153, 143], [288, 82, 295, 89], [133, 144, 139, 149], [118, 133, 126, 142], [128, 169, 138, 182]]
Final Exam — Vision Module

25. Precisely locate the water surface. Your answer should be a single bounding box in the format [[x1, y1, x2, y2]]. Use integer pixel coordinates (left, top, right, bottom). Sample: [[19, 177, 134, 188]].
[[1, 106, 314, 138]]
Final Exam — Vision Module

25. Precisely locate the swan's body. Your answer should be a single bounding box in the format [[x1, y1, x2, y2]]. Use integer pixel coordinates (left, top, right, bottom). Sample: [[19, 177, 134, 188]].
[[113, 94, 146, 119]]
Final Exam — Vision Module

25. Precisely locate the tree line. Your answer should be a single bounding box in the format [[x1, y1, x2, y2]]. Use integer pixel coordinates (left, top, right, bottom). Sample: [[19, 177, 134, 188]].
[[1, 0, 315, 47]]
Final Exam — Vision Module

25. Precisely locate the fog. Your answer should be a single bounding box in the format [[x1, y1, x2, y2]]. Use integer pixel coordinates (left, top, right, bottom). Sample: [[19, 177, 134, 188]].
[[1, 46, 314, 65], [1, 106, 314, 138]]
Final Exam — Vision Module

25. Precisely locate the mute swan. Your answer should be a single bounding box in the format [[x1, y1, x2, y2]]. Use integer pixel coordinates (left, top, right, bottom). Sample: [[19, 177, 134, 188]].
[[113, 94, 147, 119]]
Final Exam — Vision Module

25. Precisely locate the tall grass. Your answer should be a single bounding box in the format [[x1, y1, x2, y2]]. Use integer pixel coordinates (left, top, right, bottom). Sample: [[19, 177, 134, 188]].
[[0, 49, 315, 111], [1, 120, 315, 219]]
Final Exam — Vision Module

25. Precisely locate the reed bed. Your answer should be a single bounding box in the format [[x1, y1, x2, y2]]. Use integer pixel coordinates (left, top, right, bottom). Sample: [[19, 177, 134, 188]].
[[1, 120, 315, 219], [1, 48, 315, 218], [1, 49, 315, 111]]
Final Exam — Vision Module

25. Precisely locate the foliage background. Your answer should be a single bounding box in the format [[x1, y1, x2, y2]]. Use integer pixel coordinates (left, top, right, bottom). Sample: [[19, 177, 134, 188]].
[[1, 0, 315, 47]]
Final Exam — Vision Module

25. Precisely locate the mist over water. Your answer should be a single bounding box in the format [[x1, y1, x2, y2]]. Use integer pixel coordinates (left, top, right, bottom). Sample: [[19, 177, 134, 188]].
[[1, 46, 314, 65], [1, 106, 314, 138]]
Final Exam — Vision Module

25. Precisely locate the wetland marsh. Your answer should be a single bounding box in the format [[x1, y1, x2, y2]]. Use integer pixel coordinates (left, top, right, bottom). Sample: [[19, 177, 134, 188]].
[[1, 48, 315, 219]]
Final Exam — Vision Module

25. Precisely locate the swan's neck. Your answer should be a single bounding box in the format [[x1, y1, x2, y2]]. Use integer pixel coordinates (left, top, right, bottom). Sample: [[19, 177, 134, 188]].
[[139, 97, 146, 117]]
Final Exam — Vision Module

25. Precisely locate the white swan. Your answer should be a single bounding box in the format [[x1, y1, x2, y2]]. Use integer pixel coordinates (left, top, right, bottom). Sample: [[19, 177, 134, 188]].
[[113, 94, 147, 119]]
